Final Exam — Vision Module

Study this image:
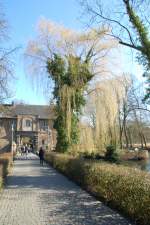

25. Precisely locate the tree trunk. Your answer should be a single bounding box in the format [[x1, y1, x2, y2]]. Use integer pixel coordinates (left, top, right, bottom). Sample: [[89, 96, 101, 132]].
[[142, 133, 147, 148], [123, 123, 129, 148], [127, 128, 133, 148], [139, 132, 143, 149]]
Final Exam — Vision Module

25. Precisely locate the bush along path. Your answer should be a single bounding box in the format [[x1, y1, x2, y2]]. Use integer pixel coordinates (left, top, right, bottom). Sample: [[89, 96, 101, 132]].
[[0, 153, 132, 225], [44, 152, 150, 225], [0, 152, 13, 189]]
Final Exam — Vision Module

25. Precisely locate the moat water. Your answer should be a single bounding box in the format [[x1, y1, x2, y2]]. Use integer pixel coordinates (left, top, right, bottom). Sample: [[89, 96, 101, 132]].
[[123, 153, 150, 172]]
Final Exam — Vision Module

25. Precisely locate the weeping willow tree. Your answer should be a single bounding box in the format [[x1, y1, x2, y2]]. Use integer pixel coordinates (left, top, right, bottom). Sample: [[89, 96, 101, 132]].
[[46, 54, 93, 152], [83, 75, 128, 153], [26, 18, 116, 152]]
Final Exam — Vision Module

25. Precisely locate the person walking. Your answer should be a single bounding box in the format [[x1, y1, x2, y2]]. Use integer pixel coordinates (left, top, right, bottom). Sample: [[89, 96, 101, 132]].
[[39, 147, 44, 165], [25, 144, 28, 159], [21, 145, 25, 156]]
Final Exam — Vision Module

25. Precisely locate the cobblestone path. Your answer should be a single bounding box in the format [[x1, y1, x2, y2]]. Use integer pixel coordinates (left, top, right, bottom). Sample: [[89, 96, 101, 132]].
[[0, 153, 132, 225]]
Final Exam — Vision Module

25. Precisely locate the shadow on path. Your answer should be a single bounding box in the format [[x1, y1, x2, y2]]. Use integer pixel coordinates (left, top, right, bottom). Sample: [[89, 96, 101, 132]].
[[0, 153, 132, 225]]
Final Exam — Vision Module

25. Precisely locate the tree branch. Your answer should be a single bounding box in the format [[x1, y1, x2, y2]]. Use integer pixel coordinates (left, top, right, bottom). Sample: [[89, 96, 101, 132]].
[[119, 40, 142, 51], [88, 4, 136, 46]]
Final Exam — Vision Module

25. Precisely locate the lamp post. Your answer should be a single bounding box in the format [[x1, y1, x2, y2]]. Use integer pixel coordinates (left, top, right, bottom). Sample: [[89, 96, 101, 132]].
[[47, 127, 51, 150], [11, 122, 14, 157]]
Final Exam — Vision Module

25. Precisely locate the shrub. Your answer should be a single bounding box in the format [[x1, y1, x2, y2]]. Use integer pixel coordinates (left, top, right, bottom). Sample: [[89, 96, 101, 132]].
[[81, 151, 104, 160], [0, 165, 3, 189], [105, 145, 119, 162], [45, 152, 150, 225], [0, 152, 12, 189], [0, 177, 2, 189]]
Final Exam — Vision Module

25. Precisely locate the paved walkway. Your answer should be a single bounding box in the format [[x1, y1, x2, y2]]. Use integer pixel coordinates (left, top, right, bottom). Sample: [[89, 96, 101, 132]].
[[0, 153, 132, 225]]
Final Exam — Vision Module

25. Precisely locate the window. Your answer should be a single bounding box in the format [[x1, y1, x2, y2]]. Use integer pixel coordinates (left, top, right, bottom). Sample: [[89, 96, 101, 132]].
[[26, 120, 32, 127], [39, 120, 48, 130]]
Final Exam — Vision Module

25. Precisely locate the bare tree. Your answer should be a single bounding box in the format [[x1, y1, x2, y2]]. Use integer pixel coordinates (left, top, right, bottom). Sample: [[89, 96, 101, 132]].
[[80, 0, 150, 100], [80, 0, 149, 51], [84, 72, 149, 150], [0, 6, 17, 104], [117, 74, 150, 148]]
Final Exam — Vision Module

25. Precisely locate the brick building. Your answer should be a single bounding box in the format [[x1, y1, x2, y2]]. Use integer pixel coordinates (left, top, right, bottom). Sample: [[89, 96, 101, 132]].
[[0, 104, 56, 152]]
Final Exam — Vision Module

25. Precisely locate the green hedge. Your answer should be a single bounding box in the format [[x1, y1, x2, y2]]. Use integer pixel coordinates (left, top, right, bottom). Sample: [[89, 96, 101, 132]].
[[0, 153, 12, 189], [0, 165, 3, 189], [0, 159, 10, 177], [45, 152, 150, 225]]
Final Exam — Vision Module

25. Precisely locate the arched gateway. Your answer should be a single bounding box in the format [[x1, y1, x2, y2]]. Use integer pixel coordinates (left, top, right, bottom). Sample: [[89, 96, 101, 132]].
[[0, 103, 56, 152]]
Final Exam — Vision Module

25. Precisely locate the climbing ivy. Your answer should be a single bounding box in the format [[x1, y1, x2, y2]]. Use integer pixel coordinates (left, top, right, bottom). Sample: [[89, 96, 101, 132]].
[[123, 0, 150, 101], [47, 53, 93, 152]]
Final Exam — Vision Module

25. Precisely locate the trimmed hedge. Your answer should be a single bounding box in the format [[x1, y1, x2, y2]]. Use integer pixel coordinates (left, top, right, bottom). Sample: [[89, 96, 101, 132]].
[[45, 152, 150, 225], [0, 165, 3, 189], [0, 153, 12, 189]]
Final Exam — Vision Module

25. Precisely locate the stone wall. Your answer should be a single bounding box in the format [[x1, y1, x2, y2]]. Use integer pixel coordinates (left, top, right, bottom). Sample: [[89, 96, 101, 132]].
[[17, 115, 38, 132], [38, 120, 56, 150], [0, 118, 16, 152], [0, 116, 56, 152]]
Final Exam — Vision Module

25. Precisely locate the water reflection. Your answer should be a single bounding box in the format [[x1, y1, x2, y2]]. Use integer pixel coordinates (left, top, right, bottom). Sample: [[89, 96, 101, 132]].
[[137, 157, 150, 171], [123, 153, 150, 172]]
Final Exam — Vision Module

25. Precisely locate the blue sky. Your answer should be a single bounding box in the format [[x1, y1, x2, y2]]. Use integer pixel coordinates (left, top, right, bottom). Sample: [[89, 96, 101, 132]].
[[3, 0, 144, 105], [4, 0, 81, 105]]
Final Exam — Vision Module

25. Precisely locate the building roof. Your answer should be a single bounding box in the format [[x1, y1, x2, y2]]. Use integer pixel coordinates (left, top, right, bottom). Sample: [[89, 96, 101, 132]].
[[0, 104, 55, 119]]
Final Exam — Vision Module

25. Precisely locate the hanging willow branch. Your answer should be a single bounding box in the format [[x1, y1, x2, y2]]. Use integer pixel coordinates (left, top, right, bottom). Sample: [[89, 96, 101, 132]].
[[47, 53, 94, 152], [25, 18, 116, 152]]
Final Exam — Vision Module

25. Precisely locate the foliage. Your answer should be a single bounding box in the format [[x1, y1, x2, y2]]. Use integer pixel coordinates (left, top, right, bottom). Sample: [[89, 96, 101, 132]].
[[81, 151, 103, 160], [0, 153, 12, 177], [105, 145, 119, 162], [122, 0, 150, 102], [0, 152, 12, 189], [0, 165, 3, 189], [47, 54, 93, 152], [80, 0, 150, 101], [45, 152, 150, 225], [26, 18, 115, 153], [83, 75, 129, 152]]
